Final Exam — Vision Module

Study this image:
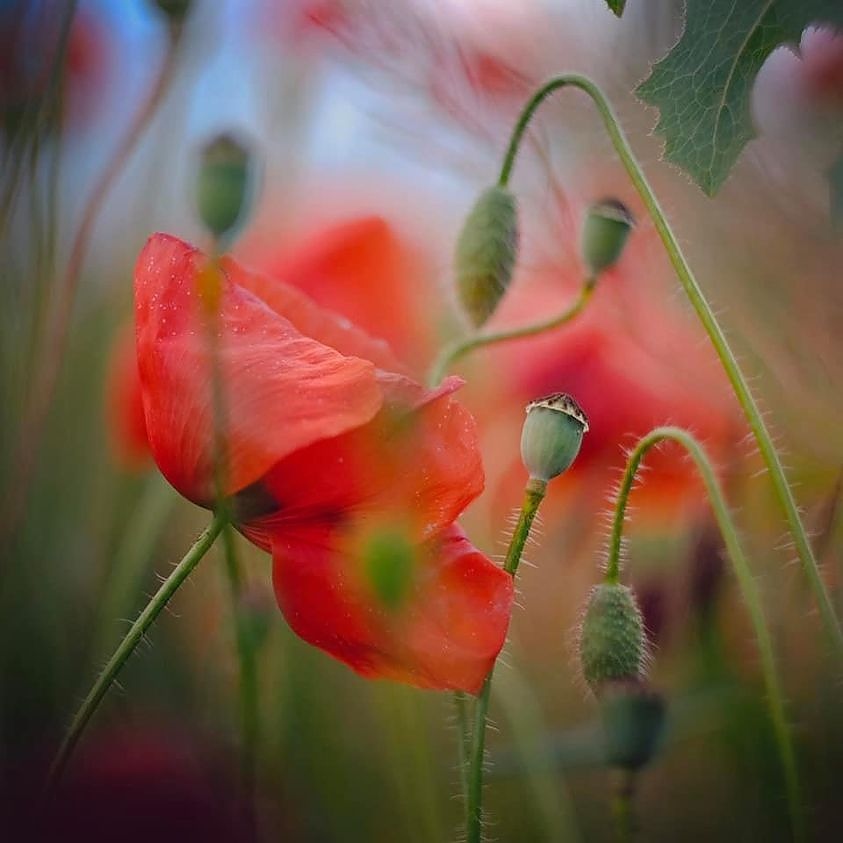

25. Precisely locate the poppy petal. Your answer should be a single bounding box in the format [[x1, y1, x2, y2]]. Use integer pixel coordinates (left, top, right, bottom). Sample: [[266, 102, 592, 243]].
[[271, 522, 513, 693], [221, 251, 408, 374], [135, 233, 383, 504], [241, 373, 483, 550]]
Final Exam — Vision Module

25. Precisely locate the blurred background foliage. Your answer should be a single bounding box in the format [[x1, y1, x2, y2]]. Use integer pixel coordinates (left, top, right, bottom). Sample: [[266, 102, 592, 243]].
[[1, 0, 842, 840]]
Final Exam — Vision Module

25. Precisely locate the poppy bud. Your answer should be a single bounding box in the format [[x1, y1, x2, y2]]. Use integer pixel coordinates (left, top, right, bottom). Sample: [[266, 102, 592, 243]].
[[454, 185, 518, 327], [196, 133, 253, 244], [151, 0, 192, 26], [599, 680, 666, 771], [581, 199, 634, 276], [520, 392, 588, 482], [579, 583, 646, 694]]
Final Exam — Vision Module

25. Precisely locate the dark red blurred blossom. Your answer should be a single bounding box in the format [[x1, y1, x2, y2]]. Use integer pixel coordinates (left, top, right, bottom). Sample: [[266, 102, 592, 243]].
[[134, 233, 512, 693], [4, 723, 250, 842], [0, 2, 108, 135]]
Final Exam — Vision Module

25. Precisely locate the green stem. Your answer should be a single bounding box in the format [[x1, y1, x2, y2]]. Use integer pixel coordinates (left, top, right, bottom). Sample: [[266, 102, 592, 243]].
[[497, 73, 843, 664], [0, 29, 183, 545], [605, 426, 804, 842], [453, 689, 471, 820], [220, 523, 260, 811], [465, 478, 547, 843], [611, 770, 635, 842], [429, 280, 594, 387], [48, 513, 225, 791], [90, 474, 176, 662]]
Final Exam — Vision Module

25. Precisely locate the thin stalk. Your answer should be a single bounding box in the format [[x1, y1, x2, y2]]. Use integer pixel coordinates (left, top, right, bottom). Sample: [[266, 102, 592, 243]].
[[429, 279, 594, 388], [47, 513, 225, 791], [605, 426, 804, 842], [220, 523, 260, 813], [0, 30, 183, 545], [90, 474, 176, 662], [453, 689, 471, 819], [465, 477, 547, 843], [611, 770, 635, 843], [497, 73, 843, 662]]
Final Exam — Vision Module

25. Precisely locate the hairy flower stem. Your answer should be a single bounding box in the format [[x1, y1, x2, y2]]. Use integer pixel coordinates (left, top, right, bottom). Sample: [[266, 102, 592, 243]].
[[465, 478, 547, 843], [497, 73, 843, 664], [47, 513, 226, 792], [605, 427, 804, 842], [611, 770, 635, 843], [428, 279, 594, 387], [0, 29, 183, 546]]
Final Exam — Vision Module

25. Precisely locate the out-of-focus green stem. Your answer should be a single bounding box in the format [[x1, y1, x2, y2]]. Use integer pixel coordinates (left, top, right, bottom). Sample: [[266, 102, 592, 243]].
[[605, 426, 804, 842], [47, 513, 225, 791], [90, 474, 176, 662], [0, 28, 183, 545], [465, 478, 547, 843], [497, 73, 843, 665]]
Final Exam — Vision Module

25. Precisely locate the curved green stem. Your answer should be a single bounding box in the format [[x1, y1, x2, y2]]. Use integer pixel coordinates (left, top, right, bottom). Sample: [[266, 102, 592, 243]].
[[0, 30, 183, 545], [90, 474, 176, 662], [48, 513, 225, 791], [465, 478, 547, 843], [429, 281, 594, 387], [498, 73, 843, 661], [605, 426, 804, 842]]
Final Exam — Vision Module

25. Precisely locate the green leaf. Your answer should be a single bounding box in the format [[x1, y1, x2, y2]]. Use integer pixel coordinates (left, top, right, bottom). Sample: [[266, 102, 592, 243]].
[[637, 1, 843, 195], [605, 0, 626, 17], [830, 154, 843, 227]]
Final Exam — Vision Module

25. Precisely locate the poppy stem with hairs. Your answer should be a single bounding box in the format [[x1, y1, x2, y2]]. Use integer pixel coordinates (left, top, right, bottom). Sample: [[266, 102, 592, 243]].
[[496, 73, 843, 666], [427, 278, 595, 388], [604, 426, 804, 843], [465, 478, 547, 843], [47, 512, 226, 793]]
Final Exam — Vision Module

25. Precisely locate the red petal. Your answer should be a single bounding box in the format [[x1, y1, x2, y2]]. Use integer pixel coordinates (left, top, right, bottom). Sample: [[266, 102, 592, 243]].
[[271, 523, 513, 693], [135, 233, 383, 504], [105, 322, 150, 468], [246, 216, 434, 371], [241, 373, 483, 550], [221, 250, 408, 375]]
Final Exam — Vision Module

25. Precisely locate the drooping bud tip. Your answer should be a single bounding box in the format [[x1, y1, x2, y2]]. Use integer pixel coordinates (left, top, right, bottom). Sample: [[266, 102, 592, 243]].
[[581, 198, 634, 277], [454, 185, 519, 327]]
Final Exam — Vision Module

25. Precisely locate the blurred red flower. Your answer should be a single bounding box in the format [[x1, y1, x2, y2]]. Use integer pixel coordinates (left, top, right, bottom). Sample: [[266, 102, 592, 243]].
[[105, 323, 150, 469], [133, 233, 512, 693]]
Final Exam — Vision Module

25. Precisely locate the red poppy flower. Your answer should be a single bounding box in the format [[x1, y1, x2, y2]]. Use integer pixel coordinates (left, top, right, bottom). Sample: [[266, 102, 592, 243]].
[[134, 232, 512, 693]]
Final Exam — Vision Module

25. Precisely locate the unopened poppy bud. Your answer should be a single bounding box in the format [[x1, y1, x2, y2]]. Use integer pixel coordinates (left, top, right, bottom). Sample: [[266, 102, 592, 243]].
[[151, 0, 192, 27], [599, 680, 666, 771], [454, 185, 518, 327], [520, 393, 588, 482], [581, 199, 634, 276], [579, 583, 646, 694], [196, 133, 253, 243]]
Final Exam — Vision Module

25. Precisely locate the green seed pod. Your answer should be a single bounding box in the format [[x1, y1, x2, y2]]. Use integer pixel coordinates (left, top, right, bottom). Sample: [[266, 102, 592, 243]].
[[520, 393, 588, 482], [599, 680, 666, 771], [580, 198, 634, 276], [579, 583, 645, 693], [454, 185, 518, 327], [196, 133, 253, 243]]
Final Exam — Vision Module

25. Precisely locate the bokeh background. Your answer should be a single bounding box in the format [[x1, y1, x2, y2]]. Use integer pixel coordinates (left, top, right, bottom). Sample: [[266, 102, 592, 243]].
[[2, 0, 842, 840]]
